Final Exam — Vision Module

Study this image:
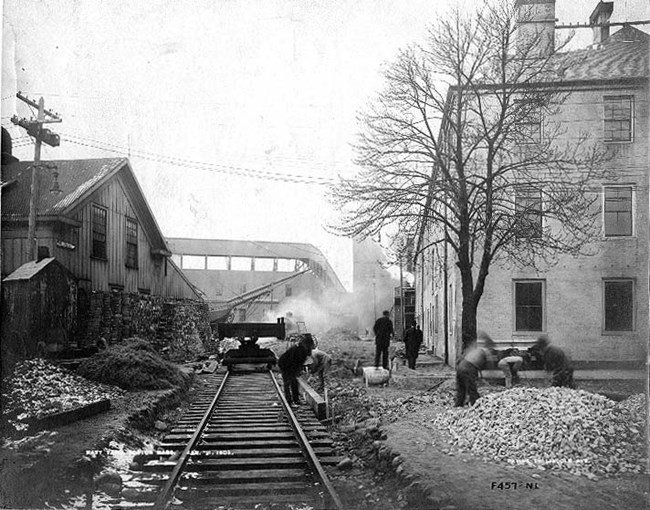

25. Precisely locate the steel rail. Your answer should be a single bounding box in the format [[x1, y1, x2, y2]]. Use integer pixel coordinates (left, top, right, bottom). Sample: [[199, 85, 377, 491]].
[[269, 371, 344, 510], [152, 370, 230, 510]]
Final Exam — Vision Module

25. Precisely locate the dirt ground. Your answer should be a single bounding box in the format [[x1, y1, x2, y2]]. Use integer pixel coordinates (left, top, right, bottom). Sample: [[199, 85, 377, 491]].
[[0, 385, 191, 509], [382, 405, 648, 510], [310, 331, 649, 510], [0, 332, 647, 510]]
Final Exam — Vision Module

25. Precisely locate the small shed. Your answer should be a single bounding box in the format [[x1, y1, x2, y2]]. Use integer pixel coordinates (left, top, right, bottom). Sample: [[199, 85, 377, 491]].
[[2, 257, 77, 366]]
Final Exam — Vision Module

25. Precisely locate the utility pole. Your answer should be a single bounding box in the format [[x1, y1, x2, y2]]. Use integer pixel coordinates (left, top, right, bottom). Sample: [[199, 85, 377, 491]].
[[10, 93, 61, 261]]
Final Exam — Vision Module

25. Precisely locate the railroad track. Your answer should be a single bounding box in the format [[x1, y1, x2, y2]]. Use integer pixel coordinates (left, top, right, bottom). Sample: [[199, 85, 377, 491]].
[[116, 368, 344, 509]]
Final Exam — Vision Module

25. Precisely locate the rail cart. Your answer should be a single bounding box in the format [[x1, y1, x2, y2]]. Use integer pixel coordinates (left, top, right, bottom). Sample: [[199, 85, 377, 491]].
[[217, 319, 285, 370]]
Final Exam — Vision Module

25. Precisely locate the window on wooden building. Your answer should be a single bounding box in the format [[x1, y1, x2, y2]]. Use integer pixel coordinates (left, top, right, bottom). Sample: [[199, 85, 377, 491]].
[[514, 280, 544, 331], [604, 186, 633, 237], [125, 217, 138, 268], [604, 96, 633, 142], [91, 205, 107, 259], [603, 279, 634, 332]]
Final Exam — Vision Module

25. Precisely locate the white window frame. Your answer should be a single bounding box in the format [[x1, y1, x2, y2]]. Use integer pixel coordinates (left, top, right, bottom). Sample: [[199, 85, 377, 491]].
[[602, 278, 635, 333], [513, 279, 546, 333], [603, 95, 634, 143], [603, 184, 635, 238]]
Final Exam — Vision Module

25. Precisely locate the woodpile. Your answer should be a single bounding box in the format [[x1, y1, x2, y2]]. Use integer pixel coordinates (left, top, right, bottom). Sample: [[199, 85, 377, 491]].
[[433, 387, 646, 478], [75, 291, 214, 359]]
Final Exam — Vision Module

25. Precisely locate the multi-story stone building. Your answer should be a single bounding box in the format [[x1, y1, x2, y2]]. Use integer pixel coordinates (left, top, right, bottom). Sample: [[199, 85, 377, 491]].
[[415, 1, 648, 367]]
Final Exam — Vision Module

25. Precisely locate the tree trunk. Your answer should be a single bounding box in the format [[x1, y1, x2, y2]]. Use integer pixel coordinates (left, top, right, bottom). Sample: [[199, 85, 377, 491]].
[[460, 295, 478, 352], [458, 258, 477, 352]]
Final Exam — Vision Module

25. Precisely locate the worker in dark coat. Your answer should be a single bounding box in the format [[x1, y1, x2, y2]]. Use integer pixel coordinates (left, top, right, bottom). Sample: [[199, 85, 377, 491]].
[[373, 310, 394, 369], [534, 335, 575, 388], [403, 322, 423, 369], [278, 334, 315, 406], [455, 331, 497, 407]]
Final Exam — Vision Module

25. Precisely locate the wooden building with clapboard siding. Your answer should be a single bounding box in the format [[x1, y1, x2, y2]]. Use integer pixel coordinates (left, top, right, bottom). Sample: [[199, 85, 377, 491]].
[[1, 157, 200, 300]]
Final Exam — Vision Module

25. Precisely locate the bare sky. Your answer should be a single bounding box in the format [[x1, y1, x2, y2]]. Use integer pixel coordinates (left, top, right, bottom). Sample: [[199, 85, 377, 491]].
[[2, 0, 648, 290]]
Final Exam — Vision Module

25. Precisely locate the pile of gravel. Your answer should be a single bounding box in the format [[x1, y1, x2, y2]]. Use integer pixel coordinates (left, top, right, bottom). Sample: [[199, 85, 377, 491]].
[[433, 387, 646, 478], [2, 359, 124, 431]]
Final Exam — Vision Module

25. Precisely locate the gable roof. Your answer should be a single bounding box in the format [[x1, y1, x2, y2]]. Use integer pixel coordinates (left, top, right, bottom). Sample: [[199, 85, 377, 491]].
[[561, 25, 649, 83], [167, 237, 346, 292], [3, 257, 57, 281], [1, 157, 170, 253]]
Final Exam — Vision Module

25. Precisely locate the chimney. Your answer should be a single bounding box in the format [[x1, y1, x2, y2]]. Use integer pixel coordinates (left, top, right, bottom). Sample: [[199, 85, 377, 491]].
[[589, 1, 614, 45], [515, 0, 557, 58], [37, 246, 50, 262]]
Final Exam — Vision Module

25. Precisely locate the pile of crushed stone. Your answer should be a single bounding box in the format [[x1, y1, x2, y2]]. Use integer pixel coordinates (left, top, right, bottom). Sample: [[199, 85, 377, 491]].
[[433, 387, 646, 478], [2, 358, 124, 431]]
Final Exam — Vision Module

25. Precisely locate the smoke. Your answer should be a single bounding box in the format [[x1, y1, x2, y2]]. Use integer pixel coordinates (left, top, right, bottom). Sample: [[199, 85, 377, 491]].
[[385, 265, 415, 286], [262, 292, 332, 334]]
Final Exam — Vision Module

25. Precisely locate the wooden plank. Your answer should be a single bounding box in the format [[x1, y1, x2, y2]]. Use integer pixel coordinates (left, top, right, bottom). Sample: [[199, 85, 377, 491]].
[[26, 399, 111, 432], [190, 494, 315, 507], [170, 425, 293, 435], [298, 377, 327, 419], [178, 468, 306, 483], [187, 447, 337, 458], [164, 431, 297, 441], [159, 439, 334, 450], [143, 457, 308, 472], [176, 481, 312, 498]]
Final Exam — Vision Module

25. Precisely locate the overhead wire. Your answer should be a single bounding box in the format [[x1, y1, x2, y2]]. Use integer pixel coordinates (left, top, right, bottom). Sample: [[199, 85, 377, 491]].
[[59, 127, 352, 175], [58, 132, 339, 186]]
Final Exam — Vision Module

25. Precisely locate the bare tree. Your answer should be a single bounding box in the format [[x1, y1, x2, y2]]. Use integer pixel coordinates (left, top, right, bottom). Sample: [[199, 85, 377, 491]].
[[330, 1, 612, 350]]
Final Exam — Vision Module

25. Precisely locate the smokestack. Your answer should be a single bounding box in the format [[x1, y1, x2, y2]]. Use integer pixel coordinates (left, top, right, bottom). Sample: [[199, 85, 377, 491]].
[[515, 0, 557, 58], [589, 1, 614, 45]]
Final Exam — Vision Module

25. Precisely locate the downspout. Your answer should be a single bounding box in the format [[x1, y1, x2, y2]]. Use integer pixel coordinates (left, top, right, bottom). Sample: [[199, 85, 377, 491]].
[[420, 252, 425, 348], [443, 224, 449, 365]]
